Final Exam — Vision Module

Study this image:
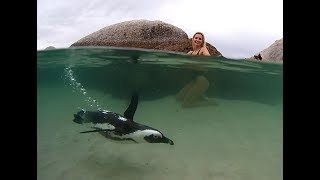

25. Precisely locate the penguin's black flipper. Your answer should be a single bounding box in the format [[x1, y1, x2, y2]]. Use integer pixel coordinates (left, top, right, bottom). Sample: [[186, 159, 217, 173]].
[[123, 92, 139, 121]]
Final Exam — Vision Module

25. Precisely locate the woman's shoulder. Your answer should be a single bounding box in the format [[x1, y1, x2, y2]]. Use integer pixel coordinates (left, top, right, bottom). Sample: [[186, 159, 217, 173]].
[[200, 46, 208, 51], [200, 47, 211, 56]]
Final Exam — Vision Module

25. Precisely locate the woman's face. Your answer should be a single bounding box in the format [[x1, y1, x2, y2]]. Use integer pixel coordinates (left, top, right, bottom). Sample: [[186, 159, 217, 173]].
[[193, 34, 203, 46]]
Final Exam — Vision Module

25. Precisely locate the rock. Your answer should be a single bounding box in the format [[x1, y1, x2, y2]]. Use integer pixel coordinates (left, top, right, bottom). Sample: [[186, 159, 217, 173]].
[[44, 46, 56, 50], [249, 38, 283, 62], [70, 19, 222, 56]]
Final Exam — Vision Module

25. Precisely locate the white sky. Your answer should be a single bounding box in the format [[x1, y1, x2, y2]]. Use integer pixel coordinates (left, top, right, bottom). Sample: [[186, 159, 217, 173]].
[[37, 0, 283, 59]]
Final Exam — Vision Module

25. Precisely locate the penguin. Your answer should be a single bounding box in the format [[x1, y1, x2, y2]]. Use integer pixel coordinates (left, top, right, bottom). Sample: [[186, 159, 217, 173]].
[[73, 92, 174, 145]]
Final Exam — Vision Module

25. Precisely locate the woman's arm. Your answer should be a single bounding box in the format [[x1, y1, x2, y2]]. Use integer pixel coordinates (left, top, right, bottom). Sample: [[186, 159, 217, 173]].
[[201, 47, 211, 56]]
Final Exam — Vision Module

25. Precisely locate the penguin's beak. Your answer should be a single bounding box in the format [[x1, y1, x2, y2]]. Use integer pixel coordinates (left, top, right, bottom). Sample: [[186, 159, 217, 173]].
[[168, 139, 174, 145], [164, 137, 174, 145]]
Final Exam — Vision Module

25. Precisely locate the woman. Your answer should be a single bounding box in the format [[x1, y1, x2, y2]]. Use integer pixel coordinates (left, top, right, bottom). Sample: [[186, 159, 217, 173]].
[[176, 32, 213, 108], [187, 32, 211, 56]]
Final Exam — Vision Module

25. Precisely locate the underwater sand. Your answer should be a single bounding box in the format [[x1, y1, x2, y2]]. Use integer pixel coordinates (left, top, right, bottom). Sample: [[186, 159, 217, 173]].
[[37, 85, 282, 180]]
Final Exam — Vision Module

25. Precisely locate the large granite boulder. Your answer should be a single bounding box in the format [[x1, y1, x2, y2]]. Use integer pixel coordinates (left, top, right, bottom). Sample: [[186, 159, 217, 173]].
[[70, 19, 222, 56], [249, 38, 283, 62], [44, 46, 55, 50]]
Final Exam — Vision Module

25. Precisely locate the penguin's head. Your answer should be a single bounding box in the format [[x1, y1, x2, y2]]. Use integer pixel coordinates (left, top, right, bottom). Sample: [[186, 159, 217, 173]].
[[143, 130, 174, 145], [73, 109, 86, 124]]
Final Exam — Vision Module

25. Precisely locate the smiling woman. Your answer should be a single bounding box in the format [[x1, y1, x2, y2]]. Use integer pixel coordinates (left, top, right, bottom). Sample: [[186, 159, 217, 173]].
[[176, 32, 214, 108], [187, 32, 210, 56]]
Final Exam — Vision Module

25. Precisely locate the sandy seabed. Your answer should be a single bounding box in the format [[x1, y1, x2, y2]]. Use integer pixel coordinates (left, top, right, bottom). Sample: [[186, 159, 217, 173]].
[[37, 86, 282, 180]]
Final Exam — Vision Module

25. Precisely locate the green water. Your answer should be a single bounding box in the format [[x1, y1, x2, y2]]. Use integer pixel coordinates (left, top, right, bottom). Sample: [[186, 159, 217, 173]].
[[37, 47, 282, 180]]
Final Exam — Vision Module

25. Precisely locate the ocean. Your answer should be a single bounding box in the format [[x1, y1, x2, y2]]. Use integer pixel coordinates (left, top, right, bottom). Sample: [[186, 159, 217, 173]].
[[37, 47, 282, 180]]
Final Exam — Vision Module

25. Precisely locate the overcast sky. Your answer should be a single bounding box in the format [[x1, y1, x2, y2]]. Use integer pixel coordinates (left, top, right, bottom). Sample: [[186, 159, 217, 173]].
[[37, 0, 283, 59]]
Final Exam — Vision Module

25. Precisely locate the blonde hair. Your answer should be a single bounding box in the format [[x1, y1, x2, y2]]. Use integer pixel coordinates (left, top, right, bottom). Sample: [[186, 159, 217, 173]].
[[192, 32, 207, 50]]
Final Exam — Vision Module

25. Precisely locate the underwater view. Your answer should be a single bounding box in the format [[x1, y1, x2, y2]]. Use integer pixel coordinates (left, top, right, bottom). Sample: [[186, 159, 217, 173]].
[[37, 47, 283, 180]]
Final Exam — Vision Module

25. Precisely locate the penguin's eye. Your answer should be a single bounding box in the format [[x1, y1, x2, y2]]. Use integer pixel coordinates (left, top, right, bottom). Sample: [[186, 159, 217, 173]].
[[153, 134, 159, 139]]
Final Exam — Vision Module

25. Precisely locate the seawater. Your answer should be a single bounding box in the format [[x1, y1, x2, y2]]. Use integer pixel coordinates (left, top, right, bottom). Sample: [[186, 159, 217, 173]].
[[37, 47, 282, 180]]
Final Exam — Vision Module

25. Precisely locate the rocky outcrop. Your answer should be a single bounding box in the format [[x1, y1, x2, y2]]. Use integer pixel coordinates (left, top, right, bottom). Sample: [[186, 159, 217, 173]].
[[250, 38, 283, 62], [70, 19, 222, 56], [44, 46, 55, 50]]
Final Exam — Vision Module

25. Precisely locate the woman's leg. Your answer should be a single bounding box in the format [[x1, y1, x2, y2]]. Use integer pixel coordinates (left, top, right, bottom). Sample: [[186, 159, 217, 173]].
[[181, 75, 210, 107], [176, 80, 195, 101]]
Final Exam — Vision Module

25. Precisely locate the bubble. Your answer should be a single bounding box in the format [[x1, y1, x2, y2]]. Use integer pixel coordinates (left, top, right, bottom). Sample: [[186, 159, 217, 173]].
[[64, 66, 103, 110]]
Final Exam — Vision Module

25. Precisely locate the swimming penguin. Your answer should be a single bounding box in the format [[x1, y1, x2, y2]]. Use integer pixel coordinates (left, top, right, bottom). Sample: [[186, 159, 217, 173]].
[[73, 92, 174, 145]]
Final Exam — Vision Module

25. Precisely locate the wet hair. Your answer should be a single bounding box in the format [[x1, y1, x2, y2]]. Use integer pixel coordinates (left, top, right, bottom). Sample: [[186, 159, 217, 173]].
[[192, 32, 207, 50]]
